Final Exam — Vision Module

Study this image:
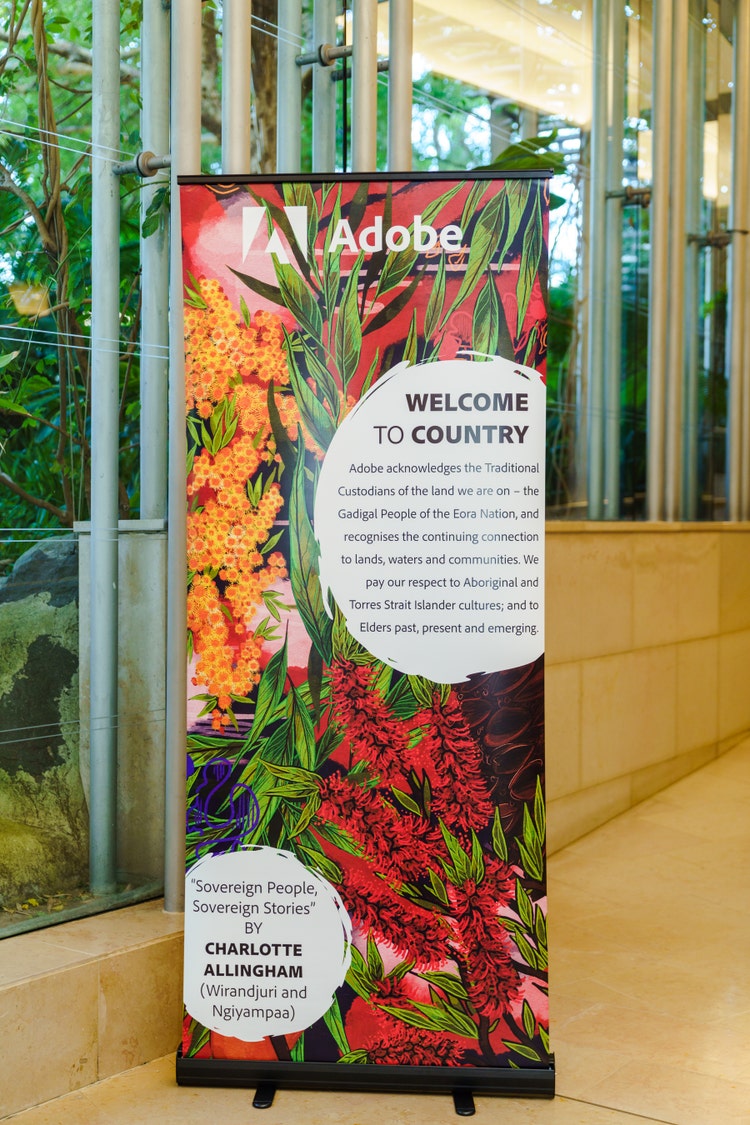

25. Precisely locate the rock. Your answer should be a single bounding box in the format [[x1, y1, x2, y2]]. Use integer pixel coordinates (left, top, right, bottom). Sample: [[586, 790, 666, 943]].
[[0, 537, 86, 904]]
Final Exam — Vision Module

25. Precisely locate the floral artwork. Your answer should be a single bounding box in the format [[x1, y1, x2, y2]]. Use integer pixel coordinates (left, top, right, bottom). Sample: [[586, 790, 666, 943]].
[[180, 176, 551, 1075]]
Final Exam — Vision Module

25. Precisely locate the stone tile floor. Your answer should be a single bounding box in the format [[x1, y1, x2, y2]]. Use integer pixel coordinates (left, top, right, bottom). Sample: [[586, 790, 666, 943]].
[[7, 740, 750, 1124]]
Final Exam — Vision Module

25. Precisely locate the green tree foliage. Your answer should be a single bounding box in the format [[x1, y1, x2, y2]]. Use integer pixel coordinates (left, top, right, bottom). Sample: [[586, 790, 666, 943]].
[[0, 0, 143, 545]]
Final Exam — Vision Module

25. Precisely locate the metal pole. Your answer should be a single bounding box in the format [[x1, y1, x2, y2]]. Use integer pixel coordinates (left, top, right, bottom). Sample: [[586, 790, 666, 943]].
[[352, 0, 378, 171], [603, 0, 624, 519], [738, 1, 750, 519], [585, 0, 609, 518], [682, 10, 704, 520], [277, 0, 303, 171], [646, 0, 673, 520], [312, 0, 336, 172], [140, 0, 170, 520], [222, 0, 252, 172], [165, 0, 202, 913], [388, 0, 412, 171], [727, 0, 748, 521], [664, 0, 687, 520], [89, 0, 121, 895]]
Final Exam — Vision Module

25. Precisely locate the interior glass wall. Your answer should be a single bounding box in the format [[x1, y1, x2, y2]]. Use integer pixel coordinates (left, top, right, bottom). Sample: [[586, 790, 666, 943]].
[[1, 0, 743, 937]]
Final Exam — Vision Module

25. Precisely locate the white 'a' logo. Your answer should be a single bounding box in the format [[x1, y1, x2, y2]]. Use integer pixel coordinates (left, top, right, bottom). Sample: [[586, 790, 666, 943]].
[[242, 205, 308, 265]]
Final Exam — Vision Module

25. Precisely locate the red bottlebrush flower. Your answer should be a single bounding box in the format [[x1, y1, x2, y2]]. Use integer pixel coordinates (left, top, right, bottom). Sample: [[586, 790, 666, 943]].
[[339, 862, 449, 967], [318, 773, 434, 882], [330, 658, 412, 783], [344, 996, 468, 1067], [447, 877, 521, 1016], [364, 1023, 467, 1067], [412, 691, 494, 834]]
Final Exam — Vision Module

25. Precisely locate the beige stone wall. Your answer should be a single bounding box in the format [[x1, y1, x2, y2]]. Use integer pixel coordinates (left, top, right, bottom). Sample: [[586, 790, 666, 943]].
[[545, 522, 750, 852]]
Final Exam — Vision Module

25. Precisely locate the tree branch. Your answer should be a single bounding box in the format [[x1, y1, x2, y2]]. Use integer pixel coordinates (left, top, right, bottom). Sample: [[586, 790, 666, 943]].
[[0, 470, 70, 525]]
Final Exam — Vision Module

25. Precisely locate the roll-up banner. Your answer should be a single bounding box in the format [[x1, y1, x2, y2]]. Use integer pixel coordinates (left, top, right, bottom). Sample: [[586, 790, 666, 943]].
[[177, 174, 553, 1099]]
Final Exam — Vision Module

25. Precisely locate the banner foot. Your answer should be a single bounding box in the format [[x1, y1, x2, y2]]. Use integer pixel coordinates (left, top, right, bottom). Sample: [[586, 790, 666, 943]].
[[453, 1089, 476, 1116], [252, 1083, 276, 1109]]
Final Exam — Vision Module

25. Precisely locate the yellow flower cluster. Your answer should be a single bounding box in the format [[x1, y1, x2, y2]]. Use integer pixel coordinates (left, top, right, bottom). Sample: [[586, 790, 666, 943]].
[[185, 280, 288, 416], [185, 278, 294, 726]]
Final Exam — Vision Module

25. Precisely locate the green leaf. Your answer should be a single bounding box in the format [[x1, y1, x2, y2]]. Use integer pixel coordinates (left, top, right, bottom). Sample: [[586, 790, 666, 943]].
[[469, 831, 486, 884], [367, 931, 384, 980], [516, 190, 544, 337], [365, 270, 423, 336], [534, 775, 546, 840], [441, 190, 508, 328], [266, 380, 296, 473], [492, 807, 509, 861], [373, 244, 419, 303], [286, 682, 316, 770], [391, 786, 422, 816], [535, 906, 548, 949], [460, 180, 491, 231], [427, 866, 449, 906], [418, 970, 469, 1001], [515, 877, 533, 929], [239, 295, 251, 327], [477, 131, 565, 177], [337, 1049, 369, 1064], [297, 843, 342, 884], [439, 821, 470, 884], [407, 674, 434, 709], [298, 336, 342, 421], [335, 251, 364, 392], [514, 931, 539, 970], [244, 637, 288, 748], [229, 265, 283, 307], [380, 1001, 478, 1039], [387, 958, 416, 982], [522, 998, 536, 1040], [288, 791, 321, 837], [472, 273, 501, 359], [322, 995, 351, 1055], [517, 838, 544, 883], [284, 330, 337, 451], [290, 1032, 305, 1061], [348, 945, 376, 994], [423, 253, 447, 343], [502, 1040, 542, 1062], [289, 437, 333, 662], [403, 308, 419, 366], [275, 260, 323, 342]]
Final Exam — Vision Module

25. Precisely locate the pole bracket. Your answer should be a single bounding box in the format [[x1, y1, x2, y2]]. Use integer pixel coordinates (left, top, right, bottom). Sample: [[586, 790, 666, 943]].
[[112, 152, 172, 177], [606, 184, 652, 208]]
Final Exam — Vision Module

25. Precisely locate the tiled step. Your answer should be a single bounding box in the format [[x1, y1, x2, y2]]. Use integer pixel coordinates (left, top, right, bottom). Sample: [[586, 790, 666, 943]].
[[1, 900, 183, 1119]]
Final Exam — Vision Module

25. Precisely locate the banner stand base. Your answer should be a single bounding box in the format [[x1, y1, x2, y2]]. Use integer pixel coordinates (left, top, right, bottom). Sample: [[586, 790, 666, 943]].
[[453, 1089, 476, 1116], [252, 1082, 276, 1109], [176, 1050, 555, 1102]]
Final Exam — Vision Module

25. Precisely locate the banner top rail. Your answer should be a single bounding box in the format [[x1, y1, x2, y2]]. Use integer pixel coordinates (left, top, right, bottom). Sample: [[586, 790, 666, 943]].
[[177, 169, 555, 186]]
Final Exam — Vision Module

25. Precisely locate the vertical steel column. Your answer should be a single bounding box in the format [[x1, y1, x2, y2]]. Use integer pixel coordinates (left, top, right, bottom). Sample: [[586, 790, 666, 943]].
[[665, 1, 688, 520], [646, 0, 673, 520], [313, 0, 336, 171], [603, 0, 624, 519], [387, 0, 413, 171], [737, 0, 750, 518], [682, 10, 705, 520], [352, 0, 378, 170], [140, 0, 170, 519], [727, 0, 749, 520], [165, 0, 203, 913], [277, 0, 303, 171], [90, 0, 121, 894], [586, 0, 609, 518], [222, 0, 253, 172]]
